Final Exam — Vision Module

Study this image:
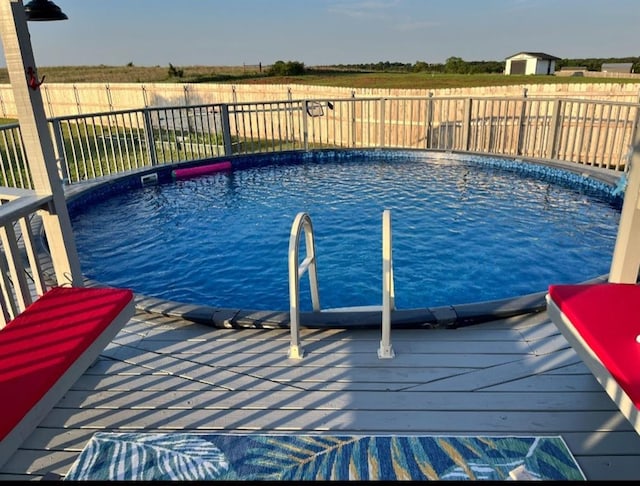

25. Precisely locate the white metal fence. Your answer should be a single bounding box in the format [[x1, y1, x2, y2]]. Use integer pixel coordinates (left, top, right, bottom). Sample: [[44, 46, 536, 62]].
[[2, 94, 638, 189]]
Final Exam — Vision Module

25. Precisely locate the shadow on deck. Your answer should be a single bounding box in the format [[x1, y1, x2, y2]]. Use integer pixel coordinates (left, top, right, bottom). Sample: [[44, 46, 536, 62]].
[[1, 308, 639, 480]]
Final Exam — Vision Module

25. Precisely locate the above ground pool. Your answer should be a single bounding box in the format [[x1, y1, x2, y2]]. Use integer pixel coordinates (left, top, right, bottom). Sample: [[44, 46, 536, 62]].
[[69, 149, 622, 319]]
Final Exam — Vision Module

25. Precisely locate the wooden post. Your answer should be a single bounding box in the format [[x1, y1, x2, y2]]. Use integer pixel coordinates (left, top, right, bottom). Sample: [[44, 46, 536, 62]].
[[546, 99, 562, 160], [516, 89, 528, 156], [461, 98, 472, 152], [378, 98, 386, 148], [0, 0, 83, 287], [609, 125, 640, 283]]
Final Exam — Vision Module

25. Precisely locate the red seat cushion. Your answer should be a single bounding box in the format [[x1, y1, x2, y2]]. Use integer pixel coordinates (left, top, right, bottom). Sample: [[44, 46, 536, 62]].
[[548, 283, 640, 409], [0, 286, 133, 441]]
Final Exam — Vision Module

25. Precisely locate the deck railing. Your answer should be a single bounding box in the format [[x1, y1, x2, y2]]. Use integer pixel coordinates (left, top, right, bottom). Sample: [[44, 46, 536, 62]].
[[0, 188, 52, 326], [1, 94, 639, 189], [0, 94, 639, 316], [0, 123, 33, 189]]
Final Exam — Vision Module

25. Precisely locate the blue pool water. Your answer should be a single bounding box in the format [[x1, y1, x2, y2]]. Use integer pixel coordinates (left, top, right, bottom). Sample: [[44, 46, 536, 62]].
[[70, 150, 621, 312]]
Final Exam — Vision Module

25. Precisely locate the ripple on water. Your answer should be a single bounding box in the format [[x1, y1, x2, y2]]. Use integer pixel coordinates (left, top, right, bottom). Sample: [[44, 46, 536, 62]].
[[71, 153, 620, 311]]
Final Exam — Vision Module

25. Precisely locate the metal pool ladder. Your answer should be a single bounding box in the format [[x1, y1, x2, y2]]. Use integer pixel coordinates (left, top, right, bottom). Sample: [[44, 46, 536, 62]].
[[287, 210, 396, 360]]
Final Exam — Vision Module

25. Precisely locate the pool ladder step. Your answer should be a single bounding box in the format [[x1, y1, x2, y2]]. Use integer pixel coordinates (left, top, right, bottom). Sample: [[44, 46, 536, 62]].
[[287, 210, 395, 360]]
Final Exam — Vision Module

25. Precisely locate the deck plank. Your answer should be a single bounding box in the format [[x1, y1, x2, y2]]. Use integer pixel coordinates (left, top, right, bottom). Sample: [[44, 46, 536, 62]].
[[39, 406, 635, 434], [407, 348, 581, 391], [56, 389, 619, 412], [89, 351, 523, 370]]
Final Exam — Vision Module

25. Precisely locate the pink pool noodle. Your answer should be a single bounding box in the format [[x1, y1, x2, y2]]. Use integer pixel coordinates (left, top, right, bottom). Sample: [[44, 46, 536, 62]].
[[172, 161, 232, 180]]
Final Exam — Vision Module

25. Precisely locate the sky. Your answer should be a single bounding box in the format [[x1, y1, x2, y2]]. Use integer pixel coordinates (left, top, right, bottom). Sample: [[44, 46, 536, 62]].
[[1, 0, 639, 68]]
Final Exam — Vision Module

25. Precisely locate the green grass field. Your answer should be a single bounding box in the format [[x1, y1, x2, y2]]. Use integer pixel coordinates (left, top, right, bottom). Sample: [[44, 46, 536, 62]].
[[1, 65, 638, 89]]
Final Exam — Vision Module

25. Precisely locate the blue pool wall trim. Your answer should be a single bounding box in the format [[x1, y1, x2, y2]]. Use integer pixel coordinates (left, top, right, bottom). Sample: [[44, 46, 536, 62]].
[[63, 148, 621, 329]]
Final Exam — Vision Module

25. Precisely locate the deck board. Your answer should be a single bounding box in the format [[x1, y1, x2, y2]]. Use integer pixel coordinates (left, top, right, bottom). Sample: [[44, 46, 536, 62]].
[[1, 309, 639, 480], [55, 389, 618, 412]]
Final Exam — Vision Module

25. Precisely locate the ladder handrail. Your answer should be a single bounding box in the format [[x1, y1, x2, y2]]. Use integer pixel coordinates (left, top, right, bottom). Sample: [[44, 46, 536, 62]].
[[287, 210, 397, 360], [379, 209, 396, 359], [288, 212, 320, 359]]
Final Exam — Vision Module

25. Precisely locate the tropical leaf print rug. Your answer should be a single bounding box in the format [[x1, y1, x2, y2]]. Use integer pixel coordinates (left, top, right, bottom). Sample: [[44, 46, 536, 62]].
[[64, 433, 586, 481]]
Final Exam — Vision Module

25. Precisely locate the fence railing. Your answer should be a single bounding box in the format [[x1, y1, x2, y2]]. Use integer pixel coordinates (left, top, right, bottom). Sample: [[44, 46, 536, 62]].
[[0, 123, 33, 189], [2, 94, 639, 189], [0, 188, 52, 325]]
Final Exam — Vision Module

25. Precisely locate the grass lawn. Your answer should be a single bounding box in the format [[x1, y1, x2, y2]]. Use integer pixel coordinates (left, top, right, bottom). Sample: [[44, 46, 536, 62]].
[[1, 65, 638, 89]]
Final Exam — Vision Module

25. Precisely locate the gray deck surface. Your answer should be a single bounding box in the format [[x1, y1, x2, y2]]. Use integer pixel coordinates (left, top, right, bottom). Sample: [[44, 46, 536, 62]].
[[1, 307, 639, 481]]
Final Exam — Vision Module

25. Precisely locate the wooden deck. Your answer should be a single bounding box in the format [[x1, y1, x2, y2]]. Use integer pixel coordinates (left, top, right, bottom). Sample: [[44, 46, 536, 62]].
[[1, 307, 639, 481]]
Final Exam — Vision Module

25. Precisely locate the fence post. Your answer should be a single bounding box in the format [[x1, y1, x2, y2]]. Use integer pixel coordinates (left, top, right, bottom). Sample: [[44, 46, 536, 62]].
[[141, 85, 149, 108], [302, 100, 310, 150], [183, 85, 190, 106], [220, 104, 233, 156], [425, 92, 433, 149], [287, 88, 294, 143], [516, 89, 528, 156], [461, 98, 472, 151], [379, 98, 386, 148], [142, 108, 158, 166], [546, 99, 562, 160], [72, 84, 82, 115], [105, 83, 114, 112], [350, 91, 356, 147], [50, 118, 69, 184], [42, 84, 53, 118]]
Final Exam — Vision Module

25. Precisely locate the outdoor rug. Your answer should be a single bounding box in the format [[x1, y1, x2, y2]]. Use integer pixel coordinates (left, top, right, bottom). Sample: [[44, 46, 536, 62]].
[[64, 433, 586, 481]]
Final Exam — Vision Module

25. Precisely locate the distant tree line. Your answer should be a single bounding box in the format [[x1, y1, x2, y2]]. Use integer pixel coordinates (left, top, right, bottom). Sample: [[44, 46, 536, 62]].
[[161, 57, 638, 81], [554, 56, 639, 73], [310, 56, 640, 75], [268, 60, 306, 76]]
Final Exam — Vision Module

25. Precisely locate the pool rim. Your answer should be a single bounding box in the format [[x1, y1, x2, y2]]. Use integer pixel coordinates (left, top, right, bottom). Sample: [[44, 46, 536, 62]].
[[56, 148, 621, 330]]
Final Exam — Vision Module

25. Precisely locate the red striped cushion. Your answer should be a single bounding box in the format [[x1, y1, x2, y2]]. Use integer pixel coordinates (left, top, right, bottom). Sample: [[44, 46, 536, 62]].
[[548, 283, 640, 408], [0, 286, 133, 440]]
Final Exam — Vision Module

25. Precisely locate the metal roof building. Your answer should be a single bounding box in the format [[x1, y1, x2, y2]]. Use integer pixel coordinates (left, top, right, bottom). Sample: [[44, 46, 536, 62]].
[[505, 52, 561, 75]]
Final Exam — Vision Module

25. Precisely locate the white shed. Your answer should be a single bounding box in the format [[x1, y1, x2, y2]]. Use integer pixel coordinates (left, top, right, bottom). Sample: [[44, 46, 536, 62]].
[[504, 52, 561, 75]]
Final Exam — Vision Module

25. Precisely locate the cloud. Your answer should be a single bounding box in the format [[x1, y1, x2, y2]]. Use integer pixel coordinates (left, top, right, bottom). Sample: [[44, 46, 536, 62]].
[[393, 20, 440, 31], [327, 0, 401, 19], [327, 1, 437, 31]]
